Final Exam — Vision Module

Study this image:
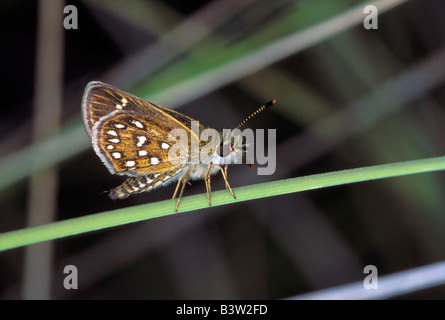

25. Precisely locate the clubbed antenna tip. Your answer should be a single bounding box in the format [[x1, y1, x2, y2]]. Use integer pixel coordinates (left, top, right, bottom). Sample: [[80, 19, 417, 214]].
[[236, 99, 276, 129]]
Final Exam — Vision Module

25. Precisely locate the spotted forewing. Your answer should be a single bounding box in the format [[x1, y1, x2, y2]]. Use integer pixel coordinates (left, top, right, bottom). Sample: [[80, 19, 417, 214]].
[[81, 81, 204, 177]]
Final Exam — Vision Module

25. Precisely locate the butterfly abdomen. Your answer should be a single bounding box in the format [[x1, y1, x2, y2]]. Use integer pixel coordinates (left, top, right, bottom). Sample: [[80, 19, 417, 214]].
[[109, 176, 156, 199], [109, 171, 183, 199]]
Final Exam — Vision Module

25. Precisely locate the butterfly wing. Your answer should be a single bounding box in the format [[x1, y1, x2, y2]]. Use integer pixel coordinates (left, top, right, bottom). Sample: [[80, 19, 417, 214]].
[[92, 110, 186, 176], [82, 81, 205, 177], [83, 81, 157, 138], [82, 81, 203, 138]]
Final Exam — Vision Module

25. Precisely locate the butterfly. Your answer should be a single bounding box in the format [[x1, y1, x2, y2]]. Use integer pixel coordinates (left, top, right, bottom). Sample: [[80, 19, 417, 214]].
[[81, 81, 274, 214]]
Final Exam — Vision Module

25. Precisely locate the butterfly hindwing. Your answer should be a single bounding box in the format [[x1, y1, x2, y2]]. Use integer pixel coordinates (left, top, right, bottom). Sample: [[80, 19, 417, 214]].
[[92, 110, 188, 177]]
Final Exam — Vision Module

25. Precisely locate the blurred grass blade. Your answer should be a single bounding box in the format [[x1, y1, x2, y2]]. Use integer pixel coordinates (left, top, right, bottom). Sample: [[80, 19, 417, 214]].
[[0, 123, 88, 192], [290, 261, 445, 300], [138, 0, 410, 104]]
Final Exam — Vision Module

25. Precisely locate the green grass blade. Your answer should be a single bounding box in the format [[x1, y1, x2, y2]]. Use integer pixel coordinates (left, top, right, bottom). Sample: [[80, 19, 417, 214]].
[[0, 156, 444, 252]]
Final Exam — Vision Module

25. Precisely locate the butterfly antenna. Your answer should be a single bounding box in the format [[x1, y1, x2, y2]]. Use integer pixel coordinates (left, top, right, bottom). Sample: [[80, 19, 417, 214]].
[[236, 99, 276, 130]]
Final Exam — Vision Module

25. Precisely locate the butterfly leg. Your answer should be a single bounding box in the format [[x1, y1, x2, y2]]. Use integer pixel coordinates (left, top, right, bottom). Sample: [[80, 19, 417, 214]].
[[173, 167, 191, 215], [215, 165, 236, 200], [204, 165, 212, 207], [172, 179, 181, 200]]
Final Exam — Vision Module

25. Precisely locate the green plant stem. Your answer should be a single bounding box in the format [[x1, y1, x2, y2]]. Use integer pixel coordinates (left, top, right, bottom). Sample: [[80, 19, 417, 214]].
[[0, 156, 444, 252]]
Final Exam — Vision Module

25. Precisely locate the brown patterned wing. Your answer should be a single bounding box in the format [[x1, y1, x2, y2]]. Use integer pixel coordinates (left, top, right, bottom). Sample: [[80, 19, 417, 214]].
[[82, 81, 147, 138], [92, 110, 189, 177], [82, 81, 210, 178], [82, 81, 189, 136], [82, 81, 205, 138]]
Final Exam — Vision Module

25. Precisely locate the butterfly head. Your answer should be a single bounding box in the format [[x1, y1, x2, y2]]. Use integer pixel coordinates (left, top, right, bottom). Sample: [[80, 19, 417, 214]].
[[209, 99, 276, 166]]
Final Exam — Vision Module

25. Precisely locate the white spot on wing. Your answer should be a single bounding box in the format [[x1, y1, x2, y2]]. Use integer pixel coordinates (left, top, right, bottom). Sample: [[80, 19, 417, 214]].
[[161, 142, 170, 149], [138, 181, 146, 188], [150, 157, 159, 165], [112, 152, 121, 159], [136, 136, 147, 147], [132, 120, 144, 129], [125, 160, 136, 167], [107, 130, 117, 136], [138, 150, 147, 156], [109, 138, 120, 143]]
